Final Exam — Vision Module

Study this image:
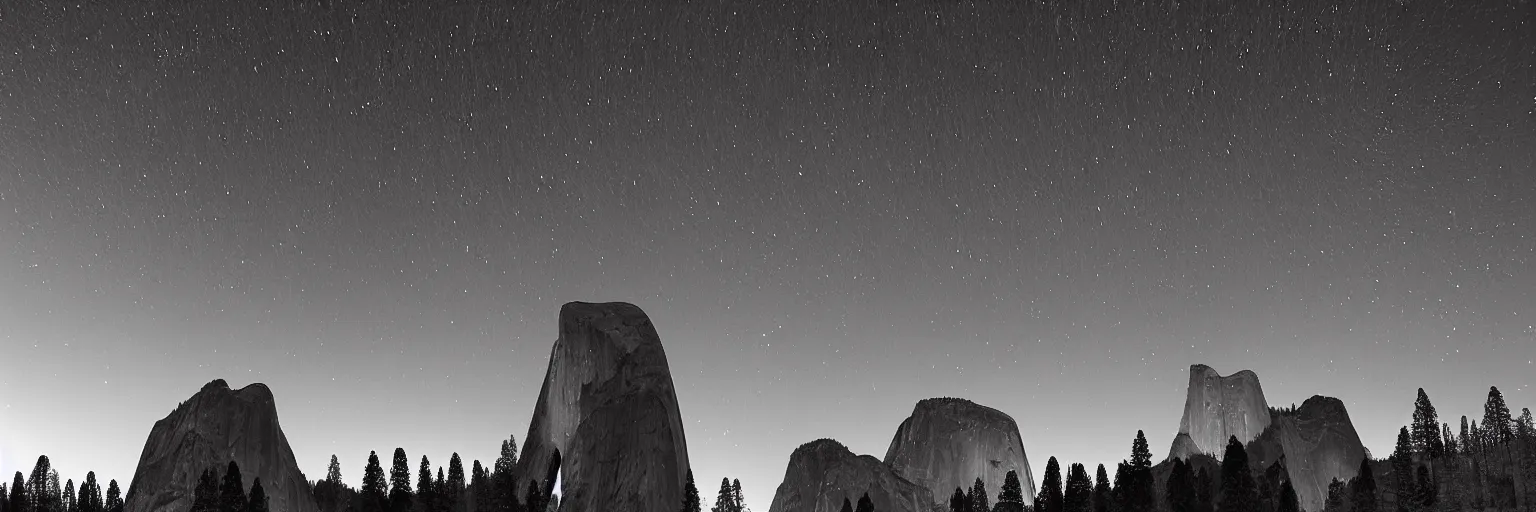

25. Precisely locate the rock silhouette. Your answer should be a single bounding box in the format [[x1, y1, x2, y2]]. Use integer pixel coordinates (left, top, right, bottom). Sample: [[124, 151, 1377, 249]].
[[768, 439, 932, 512], [883, 398, 1036, 507], [124, 380, 316, 512], [1170, 364, 1271, 460], [515, 301, 690, 512]]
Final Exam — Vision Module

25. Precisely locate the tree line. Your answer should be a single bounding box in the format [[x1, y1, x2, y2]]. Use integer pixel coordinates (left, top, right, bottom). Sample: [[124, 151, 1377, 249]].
[[310, 434, 558, 512], [1, 456, 123, 512], [1323, 385, 1536, 512]]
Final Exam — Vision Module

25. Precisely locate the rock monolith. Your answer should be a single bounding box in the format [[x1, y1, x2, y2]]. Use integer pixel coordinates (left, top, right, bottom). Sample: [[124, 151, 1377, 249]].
[[124, 380, 316, 512], [883, 398, 1036, 506], [768, 439, 933, 512], [515, 301, 690, 512], [1171, 364, 1271, 459]]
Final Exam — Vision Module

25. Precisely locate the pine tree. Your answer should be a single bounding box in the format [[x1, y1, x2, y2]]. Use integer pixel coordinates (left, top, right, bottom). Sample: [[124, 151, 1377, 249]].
[[433, 469, 446, 512], [1111, 462, 1128, 512], [193, 467, 220, 512], [12, 473, 28, 512], [1166, 459, 1196, 512], [29, 456, 51, 512], [1442, 424, 1458, 457], [711, 478, 733, 512], [842, 498, 855, 512], [77, 473, 99, 512], [320, 455, 345, 512], [1459, 418, 1472, 455], [468, 462, 487, 512], [1093, 464, 1113, 512], [971, 477, 990, 512], [103, 480, 122, 512], [1390, 427, 1416, 512], [47, 471, 60, 512], [951, 487, 970, 512], [680, 470, 701, 512], [732, 479, 744, 512], [1125, 432, 1155, 512], [491, 436, 517, 512], [62, 480, 74, 512], [1323, 478, 1347, 512], [1041, 457, 1064, 512], [220, 461, 248, 512], [1219, 436, 1257, 512], [2, 483, 9, 512], [246, 478, 269, 512], [363, 452, 388, 512], [446, 454, 465, 512], [1276, 480, 1298, 512], [1067, 463, 1095, 512], [855, 493, 874, 512], [417, 456, 435, 512], [1351, 459, 1377, 512], [388, 449, 413, 512], [1482, 387, 1513, 445], [1000, 469, 1026, 505], [1411, 389, 1444, 458]]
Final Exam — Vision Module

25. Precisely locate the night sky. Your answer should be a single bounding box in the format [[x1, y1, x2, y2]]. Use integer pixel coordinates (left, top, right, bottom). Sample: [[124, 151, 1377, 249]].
[[2, 1, 1532, 509]]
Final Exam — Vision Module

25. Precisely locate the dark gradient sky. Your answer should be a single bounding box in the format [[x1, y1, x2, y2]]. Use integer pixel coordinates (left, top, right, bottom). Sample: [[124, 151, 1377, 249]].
[[2, 1, 1532, 509]]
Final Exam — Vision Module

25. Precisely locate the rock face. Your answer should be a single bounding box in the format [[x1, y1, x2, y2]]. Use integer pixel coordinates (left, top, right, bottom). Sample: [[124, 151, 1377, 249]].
[[1244, 396, 1367, 512], [768, 439, 933, 512], [1171, 364, 1271, 460], [883, 398, 1036, 506], [515, 302, 690, 512], [125, 380, 316, 512]]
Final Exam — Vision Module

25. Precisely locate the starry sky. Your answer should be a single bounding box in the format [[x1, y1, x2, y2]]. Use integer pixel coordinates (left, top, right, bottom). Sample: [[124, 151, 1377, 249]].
[[1, 0, 1532, 509]]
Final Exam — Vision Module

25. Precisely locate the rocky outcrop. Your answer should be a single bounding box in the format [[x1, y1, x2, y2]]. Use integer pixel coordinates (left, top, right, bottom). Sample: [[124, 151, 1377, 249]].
[[1244, 396, 1367, 512], [768, 439, 933, 512], [515, 302, 690, 512], [883, 398, 1036, 506], [124, 380, 316, 512], [1171, 365, 1270, 460], [1167, 433, 1201, 462]]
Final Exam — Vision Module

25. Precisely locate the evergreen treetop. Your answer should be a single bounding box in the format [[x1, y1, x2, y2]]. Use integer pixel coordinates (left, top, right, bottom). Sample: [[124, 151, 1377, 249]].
[[220, 461, 247, 512], [855, 493, 875, 512]]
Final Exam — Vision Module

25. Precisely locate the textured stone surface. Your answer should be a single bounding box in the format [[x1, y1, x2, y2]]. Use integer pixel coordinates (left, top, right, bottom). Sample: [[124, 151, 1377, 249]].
[[769, 439, 934, 512], [515, 301, 690, 512], [1167, 433, 1202, 462], [1172, 364, 1271, 459], [1244, 396, 1367, 512], [883, 398, 1036, 506], [125, 380, 316, 512]]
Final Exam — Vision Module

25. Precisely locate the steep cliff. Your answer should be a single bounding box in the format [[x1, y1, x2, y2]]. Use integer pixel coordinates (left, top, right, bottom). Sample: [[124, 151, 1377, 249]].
[[769, 439, 933, 512], [883, 398, 1036, 506], [1172, 364, 1271, 460], [1244, 396, 1367, 512], [515, 301, 690, 512], [125, 380, 316, 512]]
